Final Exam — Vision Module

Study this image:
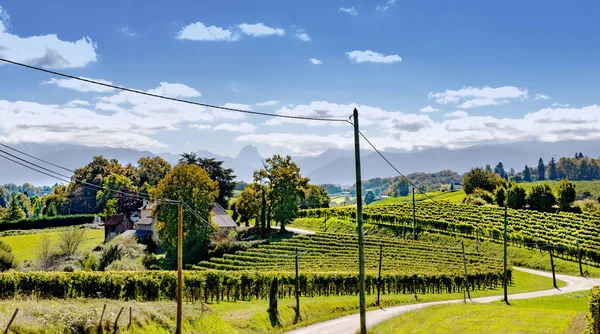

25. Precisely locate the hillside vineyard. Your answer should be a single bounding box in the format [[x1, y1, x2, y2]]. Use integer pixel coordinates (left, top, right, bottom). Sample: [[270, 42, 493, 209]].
[[299, 202, 600, 263]]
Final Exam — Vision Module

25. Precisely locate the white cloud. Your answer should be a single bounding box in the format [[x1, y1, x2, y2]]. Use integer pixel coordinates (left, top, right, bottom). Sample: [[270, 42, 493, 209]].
[[339, 7, 358, 16], [376, 0, 397, 11], [238, 23, 284, 37], [429, 86, 528, 109], [214, 122, 256, 133], [0, 6, 96, 68], [95, 102, 126, 113], [419, 105, 439, 113], [120, 26, 136, 37], [346, 50, 402, 64], [176, 21, 238, 41], [552, 102, 570, 108], [444, 110, 468, 118], [294, 30, 311, 42], [534, 93, 550, 100], [147, 82, 201, 97], [255, 101, 279, 107], [458, 98, 510, 109], [42, 77, 115, 93], [309, 58, 323, 65], [190, 124, 211, 130], [64, 99, 89, 107]]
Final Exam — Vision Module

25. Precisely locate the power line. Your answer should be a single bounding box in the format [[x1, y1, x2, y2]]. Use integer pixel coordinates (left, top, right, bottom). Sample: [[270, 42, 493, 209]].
[[0, 143, 75, 173], [356, 130, 436, 202], [0, 57, 350, 123]]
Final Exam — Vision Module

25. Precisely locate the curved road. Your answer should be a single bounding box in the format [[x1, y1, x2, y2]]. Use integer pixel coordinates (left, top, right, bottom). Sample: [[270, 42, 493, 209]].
[[287, 268, 600, 334]]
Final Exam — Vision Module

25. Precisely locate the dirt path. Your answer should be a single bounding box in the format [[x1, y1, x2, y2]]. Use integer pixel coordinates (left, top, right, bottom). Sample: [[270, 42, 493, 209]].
[[286, 268, 600, 334]]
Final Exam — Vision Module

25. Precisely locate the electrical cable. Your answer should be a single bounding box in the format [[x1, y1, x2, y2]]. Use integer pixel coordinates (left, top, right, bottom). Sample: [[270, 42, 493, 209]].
[[0, 57, 350, 123], [357, 130, 437, 202]]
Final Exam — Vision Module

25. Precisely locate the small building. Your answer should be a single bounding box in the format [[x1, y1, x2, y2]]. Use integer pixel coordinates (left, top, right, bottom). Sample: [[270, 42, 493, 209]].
[[104, 214, 133, 243], [134, 217, 159, 243], [211, 204, 238, 230]]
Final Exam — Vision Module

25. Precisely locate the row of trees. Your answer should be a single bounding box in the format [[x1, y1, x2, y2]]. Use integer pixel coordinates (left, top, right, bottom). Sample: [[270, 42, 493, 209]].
[[463, 167, 578, 212], [489, 153, 600, 183]]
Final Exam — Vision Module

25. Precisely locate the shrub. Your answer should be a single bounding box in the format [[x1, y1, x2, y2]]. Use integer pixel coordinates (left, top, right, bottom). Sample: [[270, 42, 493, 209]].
[[99, 238, 144, 270], [105, 259, 144, 271], [462, 188, 494, 205], [59, 229, 86, 256], [588, 286, 600, 333], [79, 253, 99, 271], [0, 240, 15, 271], [527, 184, 557, 212]]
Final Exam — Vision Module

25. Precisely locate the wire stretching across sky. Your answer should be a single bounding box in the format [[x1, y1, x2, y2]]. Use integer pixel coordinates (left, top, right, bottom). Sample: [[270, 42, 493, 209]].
[[0, 56, 431, 202], [0, 57, 350, 123]]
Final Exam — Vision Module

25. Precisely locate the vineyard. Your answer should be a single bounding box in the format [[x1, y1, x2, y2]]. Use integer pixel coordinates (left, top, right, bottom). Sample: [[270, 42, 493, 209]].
[[192, 232, 507, 296], [298, 201, 600, 263]]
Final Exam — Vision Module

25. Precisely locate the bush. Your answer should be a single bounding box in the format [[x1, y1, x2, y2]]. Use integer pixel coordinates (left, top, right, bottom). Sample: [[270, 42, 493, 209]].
[[462, 168, 498, 194], [506, 185, 527, 209], [79, 253, 99, 271], [105, 259, 144, 271], [59, 229, 86, 256], [527, 183, 557, 212], [99, 238, 144, 270], [0, 241, 15, 271], [462, 188, 494, 205], [588, 286, 600, 333], [142, 254, 160, 270]]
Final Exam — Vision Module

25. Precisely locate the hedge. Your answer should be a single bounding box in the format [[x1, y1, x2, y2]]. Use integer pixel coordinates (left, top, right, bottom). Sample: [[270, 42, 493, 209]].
[[0, 215, 95, 231], [588, 286, 600, 333], [0, 270, 511, 302]]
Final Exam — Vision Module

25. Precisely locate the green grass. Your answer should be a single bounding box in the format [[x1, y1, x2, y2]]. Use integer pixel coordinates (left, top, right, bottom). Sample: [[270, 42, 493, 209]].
[[374, 190, 466, 205], [0, 270, 564, 333], [0, 228, 104, 262], [369, 290, 590, 334]]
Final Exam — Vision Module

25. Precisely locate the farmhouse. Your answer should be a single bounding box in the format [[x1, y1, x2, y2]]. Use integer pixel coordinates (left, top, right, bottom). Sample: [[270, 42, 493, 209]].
[[104, 214, 133, 243], [211, 203, 237, 230]]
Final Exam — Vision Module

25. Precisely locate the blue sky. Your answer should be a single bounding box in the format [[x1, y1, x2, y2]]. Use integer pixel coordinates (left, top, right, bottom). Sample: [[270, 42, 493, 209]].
[[0, 0, 599, 157]]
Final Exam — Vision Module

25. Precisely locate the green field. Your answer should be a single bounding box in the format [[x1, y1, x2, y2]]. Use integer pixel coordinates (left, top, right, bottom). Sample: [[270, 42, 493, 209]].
[[0, 228, 104, 262], [369, 290, 589, 334]]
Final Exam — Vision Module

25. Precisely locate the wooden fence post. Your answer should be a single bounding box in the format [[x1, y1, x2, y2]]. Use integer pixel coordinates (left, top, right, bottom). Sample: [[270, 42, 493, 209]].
[[97, 304, 106, 333], [113, 307, 124, 334], [128, 307, 132, 330], [4, 308, 18, 334]]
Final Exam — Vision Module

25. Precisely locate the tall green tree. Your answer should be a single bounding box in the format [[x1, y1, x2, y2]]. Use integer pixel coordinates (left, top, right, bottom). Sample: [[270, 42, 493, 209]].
[[3, 197, 26, 221], [556, 180, 576, 211], [301, 185, 330, 209], [537, 158, 546, 180], [506, 184, 527, 209], [14, 193, 32, 218], [364, 191, 376, 205], [523, 165, 532, 182], [494, 162, 506, 179], [254, 155, 308, 233], [154, 164, 219, 265], [137, 156, 172, 189], [236, 183, 262, 227], [548, 157, 558, 180], [0, 188, 9, 208], [495, 187, 506, 207], [195, 158, 236, 209], [526, 184, 556, 212], [95, 173, 137, 215], [391, 179, 410, 197], [67, 156, 124, 214], [462, 167, 498, 194]]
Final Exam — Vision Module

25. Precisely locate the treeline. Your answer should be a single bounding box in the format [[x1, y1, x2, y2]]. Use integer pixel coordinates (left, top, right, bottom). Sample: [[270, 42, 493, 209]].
[[339, 170, 462, 196], [490, 153, 600, 183], [463, 167, 583, 213]]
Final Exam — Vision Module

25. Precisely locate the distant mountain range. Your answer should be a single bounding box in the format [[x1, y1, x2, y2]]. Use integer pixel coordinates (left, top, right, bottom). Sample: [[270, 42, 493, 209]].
[[1, 140, 600, 186]]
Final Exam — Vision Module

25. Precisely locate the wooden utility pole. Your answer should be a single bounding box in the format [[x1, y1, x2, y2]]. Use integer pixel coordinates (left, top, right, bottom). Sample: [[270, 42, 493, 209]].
[[176, 200, 183, 334], [577, 237, 584, 277], [412, 187, 417, 240], [352, 108, 367, 334], [295, 247, 300, 321], [503, 204, 509, 305], [549, 247, 557, 289], [377, 244, 383, 306], [461, 241, 471, 301]]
